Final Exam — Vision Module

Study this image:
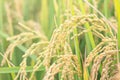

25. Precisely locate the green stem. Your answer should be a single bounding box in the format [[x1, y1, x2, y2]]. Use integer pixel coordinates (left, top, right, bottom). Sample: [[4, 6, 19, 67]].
[[114, 0, 120, 63], [104, 0, 109, 18], [78, 0, 95, 52], [73, 28, 83, 70], [70, 0, 83, 80]]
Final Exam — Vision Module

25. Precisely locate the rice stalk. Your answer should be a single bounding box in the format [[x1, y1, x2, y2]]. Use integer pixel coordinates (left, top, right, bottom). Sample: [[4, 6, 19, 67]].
[[5, 14, 97, 79], [3, 12, 115, 80]]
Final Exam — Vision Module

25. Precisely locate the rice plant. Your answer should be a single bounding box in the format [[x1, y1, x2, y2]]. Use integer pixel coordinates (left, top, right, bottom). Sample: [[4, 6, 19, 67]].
[[0, 0, 120, 80]]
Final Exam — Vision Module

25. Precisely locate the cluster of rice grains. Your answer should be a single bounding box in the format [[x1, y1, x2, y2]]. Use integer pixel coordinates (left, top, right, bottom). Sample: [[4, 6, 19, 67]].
[[1, 13, 119, 80], [43, 54, 81, 80]]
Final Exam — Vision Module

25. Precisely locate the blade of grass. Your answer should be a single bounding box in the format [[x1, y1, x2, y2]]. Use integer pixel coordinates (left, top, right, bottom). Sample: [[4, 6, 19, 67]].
[[0, 0, 4, 53], [23, 0, 29, 20], [89, 0, 93, 13], [0, 0, 3, 30], [48, 0, 55, 39], [40, 0, 48, 37], [0, 66, 45, 74], [54, 0, 63, 27], [104, 0, 109, 18], [114, 0, 120, 63]]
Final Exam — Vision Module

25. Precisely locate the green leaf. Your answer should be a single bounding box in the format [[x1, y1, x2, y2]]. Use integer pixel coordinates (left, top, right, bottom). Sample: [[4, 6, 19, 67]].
[[0, 66, 45, 74]]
